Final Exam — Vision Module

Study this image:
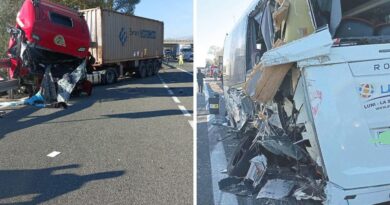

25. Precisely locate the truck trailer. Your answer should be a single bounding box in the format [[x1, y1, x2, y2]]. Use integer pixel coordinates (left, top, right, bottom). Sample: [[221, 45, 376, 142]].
[[220, 0, 390, 204], [81, 8, 164, 83]]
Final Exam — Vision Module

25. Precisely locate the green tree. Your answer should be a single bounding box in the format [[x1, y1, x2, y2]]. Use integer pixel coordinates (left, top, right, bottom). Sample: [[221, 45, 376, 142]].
[[0, 0, 141, 57], [0, 0, 24, 58], [50, 0, 140, 13], [207, 46, 223, 66]]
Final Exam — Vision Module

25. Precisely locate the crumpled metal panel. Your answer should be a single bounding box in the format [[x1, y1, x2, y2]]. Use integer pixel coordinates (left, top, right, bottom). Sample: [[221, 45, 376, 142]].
[[259, 135, 310, 162], [57, 60, 87, 102], [257, 179, 295, 200], [245, 155, 267, 188], [261, 28, 333, 67], [225, 88, 255, 131]]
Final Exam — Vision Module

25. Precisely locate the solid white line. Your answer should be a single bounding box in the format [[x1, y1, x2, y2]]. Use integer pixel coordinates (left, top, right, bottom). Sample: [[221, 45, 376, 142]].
[[178, 105, 191, 117], [203, 81, 210, 111], [172, 96, 181, 104], [189, 120, 194, 129], [47, 151, 61, 158], [163, 84, 168, 88], [204, 82, 238, 205], [176, 67, 193, 76], [207, 115, 239, 205]]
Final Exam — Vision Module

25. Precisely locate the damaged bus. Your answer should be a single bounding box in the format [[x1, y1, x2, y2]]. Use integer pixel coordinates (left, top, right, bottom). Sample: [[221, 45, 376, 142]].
[[221, 0, 390, 204]]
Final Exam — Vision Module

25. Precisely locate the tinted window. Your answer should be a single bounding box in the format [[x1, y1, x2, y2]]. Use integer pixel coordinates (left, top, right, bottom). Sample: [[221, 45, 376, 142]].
[[50, 12, 73, 27]]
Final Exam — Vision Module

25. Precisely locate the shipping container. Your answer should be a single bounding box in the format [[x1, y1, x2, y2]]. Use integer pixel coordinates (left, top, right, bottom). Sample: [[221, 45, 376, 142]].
[[81, 8, 164, 80]]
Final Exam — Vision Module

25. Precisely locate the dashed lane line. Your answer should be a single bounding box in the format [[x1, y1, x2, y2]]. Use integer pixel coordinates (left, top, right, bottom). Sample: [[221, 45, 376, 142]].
[[172, 96, 181, 104], [47, 151, 61, 158], [176, 67, 193, 76], [178, 105, 191, 117], [158, 75, 192, 119]]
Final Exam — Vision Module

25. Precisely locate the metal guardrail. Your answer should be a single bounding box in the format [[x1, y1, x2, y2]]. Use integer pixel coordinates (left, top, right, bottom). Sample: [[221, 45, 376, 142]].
[[0, 79, 18, 93], [0, 58, 18, 98], [164, 39, 193, 45]]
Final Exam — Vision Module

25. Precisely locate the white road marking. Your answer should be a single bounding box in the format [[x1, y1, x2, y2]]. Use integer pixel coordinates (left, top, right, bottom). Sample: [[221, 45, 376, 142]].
[[176, 67, 193, 76], [158, 74, 191, 117], [0, 97, 28, 109], [47, 151, 61, 158], [178, 105, 191, 117], [172, 96, 181, 104], [203, 81, 210, 111], [189, 120, 194, 129]]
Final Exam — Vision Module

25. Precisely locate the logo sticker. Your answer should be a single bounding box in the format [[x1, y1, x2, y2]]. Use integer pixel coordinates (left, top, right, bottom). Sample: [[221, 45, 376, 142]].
[[359, 83, 374, 98], [372, 131, 390, 145], [54, 35, 66, 47], [119, 27, 127, 46], [359, 83, 390, 110]]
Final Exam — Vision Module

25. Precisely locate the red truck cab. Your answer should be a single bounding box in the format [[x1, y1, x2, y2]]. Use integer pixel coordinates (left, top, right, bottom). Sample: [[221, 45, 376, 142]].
[[16, 0, 90, 58], [8, 0, 91, 83]]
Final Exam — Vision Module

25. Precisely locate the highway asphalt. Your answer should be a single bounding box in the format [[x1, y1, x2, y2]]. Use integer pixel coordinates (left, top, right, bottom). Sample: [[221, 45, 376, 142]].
[[0, 63, 193, 205]]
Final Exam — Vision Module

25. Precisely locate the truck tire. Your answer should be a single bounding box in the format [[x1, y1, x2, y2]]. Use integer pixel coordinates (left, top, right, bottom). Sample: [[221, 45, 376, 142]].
[[105, 68, 117, 84], [153, 61, 160, 75], [227, 134, 257, 177], [146, 61, 153, 77], [138, 62, 147, 78]]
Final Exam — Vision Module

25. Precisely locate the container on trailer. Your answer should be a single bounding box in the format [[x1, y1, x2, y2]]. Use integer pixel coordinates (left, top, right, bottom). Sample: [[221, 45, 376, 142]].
[[81, 8, 164, 65]]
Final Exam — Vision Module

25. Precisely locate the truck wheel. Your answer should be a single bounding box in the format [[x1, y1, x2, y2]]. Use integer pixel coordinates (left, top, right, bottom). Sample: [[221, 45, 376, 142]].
[[146, 62, 153, 77], [153, 61, 160, 75], [227, 134, 257, 177], [138, 62, 147, 78], [105, 68, 117, 84]]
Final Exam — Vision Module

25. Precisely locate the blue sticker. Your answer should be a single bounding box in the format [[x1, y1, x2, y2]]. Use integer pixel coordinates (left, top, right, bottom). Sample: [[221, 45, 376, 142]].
[[119, 27, 128, 46]]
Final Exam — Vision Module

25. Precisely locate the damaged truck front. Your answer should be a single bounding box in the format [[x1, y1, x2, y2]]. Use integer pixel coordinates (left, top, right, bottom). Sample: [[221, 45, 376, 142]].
[[222, 0, 390, 204], [4, 0, 92, 107]]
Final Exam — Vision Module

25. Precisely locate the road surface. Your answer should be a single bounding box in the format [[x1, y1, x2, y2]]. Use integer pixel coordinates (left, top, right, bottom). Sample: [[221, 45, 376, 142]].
[[0, 64, 193, 205]]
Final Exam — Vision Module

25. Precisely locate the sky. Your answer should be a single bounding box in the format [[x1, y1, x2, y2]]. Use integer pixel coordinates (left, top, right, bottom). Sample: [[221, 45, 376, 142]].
[[135, 0, 193, 40], [195, 0, 254, 67]]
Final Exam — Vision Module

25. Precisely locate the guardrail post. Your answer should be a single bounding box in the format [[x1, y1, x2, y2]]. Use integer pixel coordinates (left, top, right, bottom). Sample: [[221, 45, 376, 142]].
[[8, 89, 14, 99]]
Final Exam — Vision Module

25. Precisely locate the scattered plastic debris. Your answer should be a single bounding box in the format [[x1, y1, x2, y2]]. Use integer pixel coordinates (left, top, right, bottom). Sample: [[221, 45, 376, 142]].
[[218, 177, 254, 196], [257, 179, 295, 200], [245, 155, 267, 188]]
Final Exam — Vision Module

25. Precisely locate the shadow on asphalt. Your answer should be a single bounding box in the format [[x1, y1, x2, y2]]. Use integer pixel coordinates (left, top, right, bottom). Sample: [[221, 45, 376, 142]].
[[107, 86, 193, 98], [0, 74, 192, 139], [37, 109, 191, 125], [0, 164, 124, 204], [129, 70, 193, 85], [104, 109, 192, 119], [0, 95, 95, 139]]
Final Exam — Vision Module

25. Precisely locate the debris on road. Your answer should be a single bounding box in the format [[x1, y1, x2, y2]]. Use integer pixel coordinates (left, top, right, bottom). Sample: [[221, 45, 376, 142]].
[[245, 155, 267, 188], [257, 179, 295, 200], [0, 110, 6, 118], [218, 177, 255, 196]]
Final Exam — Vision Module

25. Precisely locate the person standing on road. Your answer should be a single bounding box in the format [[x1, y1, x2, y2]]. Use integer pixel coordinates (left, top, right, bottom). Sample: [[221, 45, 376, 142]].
[[178, 53, 184, 66], [197, 68, 205, 94], [213, 67, 219, 81]]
